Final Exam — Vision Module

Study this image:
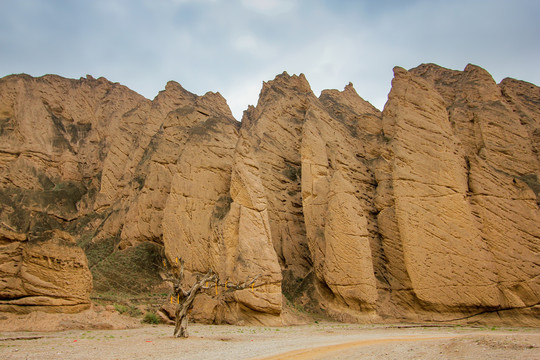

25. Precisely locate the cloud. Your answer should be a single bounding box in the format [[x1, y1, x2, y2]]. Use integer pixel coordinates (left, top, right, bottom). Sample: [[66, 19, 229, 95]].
[[240, 0, 297, 15], [1, 0, 539, 119]]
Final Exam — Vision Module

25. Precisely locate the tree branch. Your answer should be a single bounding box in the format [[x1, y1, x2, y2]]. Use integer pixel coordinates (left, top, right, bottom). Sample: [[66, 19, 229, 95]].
[[222, 274, 260, 292], [161, 254, 261, 338]]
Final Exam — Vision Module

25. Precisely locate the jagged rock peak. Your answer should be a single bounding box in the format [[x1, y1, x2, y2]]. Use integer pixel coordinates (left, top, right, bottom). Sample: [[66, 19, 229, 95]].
[[157, 81, 234, 119], [320, 81, 381, 115], [500, 77, 539, 90], [410, 63, 496, 85], [261, 71, 313, 95], [242, 71, 316, 129], [463, 63, 495, 78], [409, 63, 461, 81], [461, 64, 500, 93], [410, 63, 503, 105], [200, 91, 235, 119], [241, 104, 256, 124], [1, 72, 134, 92], [160, 80, 198, 101], [392, 66, 408, 77]]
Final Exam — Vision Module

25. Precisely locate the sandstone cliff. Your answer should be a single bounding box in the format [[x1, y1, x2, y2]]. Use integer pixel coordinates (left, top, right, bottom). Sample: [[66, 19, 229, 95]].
[[0, 65, 538, 325]]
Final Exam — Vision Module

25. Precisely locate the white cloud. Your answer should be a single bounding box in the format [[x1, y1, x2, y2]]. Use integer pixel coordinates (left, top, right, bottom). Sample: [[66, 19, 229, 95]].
[[240, 0, 297, 15], [1, 0, 538, 120], [232, 33, 276, 59], [234, 34, 259, 52]]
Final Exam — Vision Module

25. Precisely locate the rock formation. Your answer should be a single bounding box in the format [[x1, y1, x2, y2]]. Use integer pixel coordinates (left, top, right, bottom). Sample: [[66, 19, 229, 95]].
[[0, 64, 538, 325]]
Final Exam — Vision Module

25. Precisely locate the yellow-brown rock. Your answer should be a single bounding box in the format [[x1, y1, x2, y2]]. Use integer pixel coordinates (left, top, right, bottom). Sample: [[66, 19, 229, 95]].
[[0, 74, 144, 313], [0, 227, 92, 313], [300, 92, 381, 318], [0, 64, 538, 326], [382, 66, 500, 313], [409, 64, 540, 320]]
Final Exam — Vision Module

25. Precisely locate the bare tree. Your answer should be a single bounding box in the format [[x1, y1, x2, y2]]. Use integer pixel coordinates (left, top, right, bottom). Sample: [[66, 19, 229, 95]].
[[163, 257, 259, 338]]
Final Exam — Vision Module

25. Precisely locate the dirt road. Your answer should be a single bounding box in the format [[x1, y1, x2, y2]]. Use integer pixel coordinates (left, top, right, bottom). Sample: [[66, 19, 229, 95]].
[[1, 323, 538, 359], [256, 335, 458, 359]]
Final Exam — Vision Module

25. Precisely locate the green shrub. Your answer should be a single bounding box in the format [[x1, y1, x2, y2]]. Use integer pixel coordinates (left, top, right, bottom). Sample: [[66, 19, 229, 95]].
[[114, 303, 129, 314], [113, 303, 142, 317], [90, 241, 163, 294], [142, 312, 161, 324]]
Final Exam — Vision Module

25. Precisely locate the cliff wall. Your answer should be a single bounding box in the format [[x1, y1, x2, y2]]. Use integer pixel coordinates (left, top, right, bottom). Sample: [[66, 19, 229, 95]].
[[0, 64, 538, 325]]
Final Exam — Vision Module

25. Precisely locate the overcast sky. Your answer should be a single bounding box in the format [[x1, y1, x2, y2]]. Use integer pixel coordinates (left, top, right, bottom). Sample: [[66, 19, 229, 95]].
[[1, 0, 539, 119]]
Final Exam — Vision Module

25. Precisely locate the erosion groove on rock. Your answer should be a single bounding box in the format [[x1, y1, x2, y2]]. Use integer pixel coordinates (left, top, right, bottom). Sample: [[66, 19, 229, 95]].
[[0, 64, 538, 325]]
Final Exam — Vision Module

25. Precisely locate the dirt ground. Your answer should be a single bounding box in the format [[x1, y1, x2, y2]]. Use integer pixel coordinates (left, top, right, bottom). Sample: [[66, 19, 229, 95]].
[[1, 322, 539, 360]]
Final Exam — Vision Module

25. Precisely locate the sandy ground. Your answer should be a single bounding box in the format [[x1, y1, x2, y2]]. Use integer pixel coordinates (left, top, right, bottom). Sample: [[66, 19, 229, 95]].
[[1, 323, 539, 360]]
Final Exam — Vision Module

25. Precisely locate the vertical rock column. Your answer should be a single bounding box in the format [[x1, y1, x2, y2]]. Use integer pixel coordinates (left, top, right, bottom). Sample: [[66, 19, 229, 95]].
[[301, 107, 378, 316], [382, 67, 499, 314], [411, 64, 540, 319], [220, 132, 283, 324]]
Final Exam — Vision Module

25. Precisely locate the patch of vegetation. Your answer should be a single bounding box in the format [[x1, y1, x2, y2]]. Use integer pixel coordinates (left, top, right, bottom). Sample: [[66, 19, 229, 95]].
[[287, 189, 299, 196], [113, 303, 129, 313], [66, 122, 92, 144], [138, 128, 161, 167], [283, 163, 301, 182], [281, 270, 330, 317], [37, 173, 55, 190], [42, 180, 87, 214], [133, 174, 146, 190], [142, 312, 161, 324], [0, 180, 87, 241], [0, 117, 13, 137], [90, 241, 163, 295], [517, 173, 540, 204], [212, 194, 232, 220], [83, 236, 118, 268], [50, 114, 74, 152], [284, 294, 308, 314], [379, 131, 392, 143], [68, 211, 105, 237], [113, 303, 142, 317], [91, 291, 166, 309], [189, 116, 222, 137]]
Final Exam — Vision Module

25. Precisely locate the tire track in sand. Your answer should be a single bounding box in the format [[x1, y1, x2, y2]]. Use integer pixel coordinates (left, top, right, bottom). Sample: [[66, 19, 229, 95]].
[[254, 335, 457, 360]]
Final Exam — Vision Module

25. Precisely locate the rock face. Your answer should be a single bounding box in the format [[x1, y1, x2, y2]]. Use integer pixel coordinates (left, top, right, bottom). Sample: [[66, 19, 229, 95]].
[[0, 64, 538, 325], [0, 228, 92, 313], [0, 74, 143, 312]]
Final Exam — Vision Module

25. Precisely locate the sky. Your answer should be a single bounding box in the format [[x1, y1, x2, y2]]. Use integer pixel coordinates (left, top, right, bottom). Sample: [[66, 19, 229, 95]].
[[1, 0, 539, 120]]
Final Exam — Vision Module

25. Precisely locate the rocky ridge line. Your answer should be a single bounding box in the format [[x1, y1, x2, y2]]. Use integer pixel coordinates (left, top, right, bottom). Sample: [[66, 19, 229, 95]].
[[0, 64, 538, 326]]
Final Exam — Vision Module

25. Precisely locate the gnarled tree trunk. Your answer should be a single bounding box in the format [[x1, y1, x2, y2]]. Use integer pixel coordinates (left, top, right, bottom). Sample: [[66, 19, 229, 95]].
[[164, 257, 259, 338], [173, 271, 216, 338]]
